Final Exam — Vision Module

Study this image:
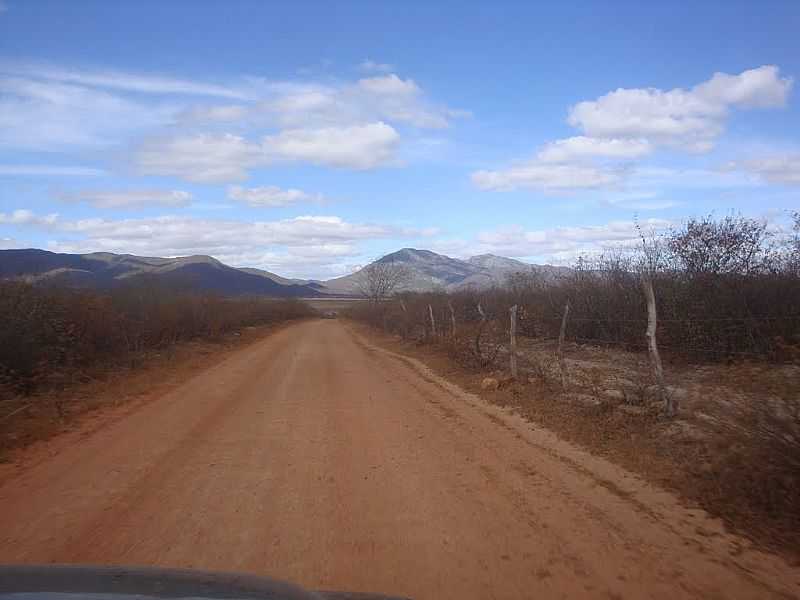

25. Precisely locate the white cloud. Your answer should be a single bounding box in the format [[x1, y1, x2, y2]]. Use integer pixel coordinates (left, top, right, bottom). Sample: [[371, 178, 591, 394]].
[[59, 189, 192, 209], [472, 162, 623, 192], [133, 122, 401, 182], [258, 76, 456, 130], [568, 65, 792, 151], [724, 155, 800, 185], [694, 66, 792, 108], [0, 62, 257, 150], [604, 192, 679, 211], [2, 209, 427, 277], [537, 136, 652, 162], [0, 61, 246, 99], [473, 65, 792, 195], [1, 61, 461, 179], [135, 133, 264, 183], [51, 214, 391, 254], [631, 165, 759, 189], [358, 59, 394, 73], [0, 209, 58, 226], [0, 164, 105, 176], [178, 104, 249, 122], [228, 185, 324, 207], [0, 75, 176, 149], [474, 218, 673, 261], [0, 238, 21, 249], [263, 122, 400, 169], [357, 73, 420, 96]]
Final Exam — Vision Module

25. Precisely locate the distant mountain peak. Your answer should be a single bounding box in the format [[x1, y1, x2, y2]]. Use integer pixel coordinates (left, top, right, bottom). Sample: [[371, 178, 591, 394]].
[[377, 248, 441, 263], [323, 247, 572, 294]]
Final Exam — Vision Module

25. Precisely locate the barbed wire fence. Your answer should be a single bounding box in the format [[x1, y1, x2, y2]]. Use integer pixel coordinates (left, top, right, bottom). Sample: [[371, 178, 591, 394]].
[[352, 285, 800, 417]]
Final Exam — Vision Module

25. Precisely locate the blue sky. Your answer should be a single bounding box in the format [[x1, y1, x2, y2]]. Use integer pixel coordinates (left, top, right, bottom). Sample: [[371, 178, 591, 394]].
[[1, 0, 798, 278]]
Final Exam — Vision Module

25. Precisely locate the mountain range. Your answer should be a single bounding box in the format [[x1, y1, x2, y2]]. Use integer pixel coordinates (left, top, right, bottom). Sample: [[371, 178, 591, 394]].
[[324, 249, 570, 293], [0, 248, 569, 297]]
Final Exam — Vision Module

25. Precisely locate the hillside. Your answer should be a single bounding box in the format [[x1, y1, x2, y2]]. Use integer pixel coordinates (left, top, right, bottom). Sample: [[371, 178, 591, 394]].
[[1, 247, 570, 297], [322, 248, 569, 293], [0, 249, 323, 297]]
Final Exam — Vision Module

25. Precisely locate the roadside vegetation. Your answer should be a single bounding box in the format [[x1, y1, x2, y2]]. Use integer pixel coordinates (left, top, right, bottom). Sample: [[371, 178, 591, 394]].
[[0, 280, 313, 454], [349, 212, 800, 554]]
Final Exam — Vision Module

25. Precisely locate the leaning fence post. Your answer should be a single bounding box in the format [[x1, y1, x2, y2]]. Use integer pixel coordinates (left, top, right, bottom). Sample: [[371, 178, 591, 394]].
[[428, 303, 437, 338], [642, 276, 674, 416], [509, 305, 518, 379], [557, 300, 570, 390]]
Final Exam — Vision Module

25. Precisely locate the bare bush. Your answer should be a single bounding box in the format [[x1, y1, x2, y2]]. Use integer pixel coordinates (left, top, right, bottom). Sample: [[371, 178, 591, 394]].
[[349, 214, 800, 365], [668, 214, 773, 276], [699, 368, 800, 531], [0, 281, 313, 399], [356, 260, 411, 303]]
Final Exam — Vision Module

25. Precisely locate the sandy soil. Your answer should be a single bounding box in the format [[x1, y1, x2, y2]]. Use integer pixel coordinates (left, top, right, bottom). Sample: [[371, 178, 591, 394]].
[[1, 320, 798, 599]]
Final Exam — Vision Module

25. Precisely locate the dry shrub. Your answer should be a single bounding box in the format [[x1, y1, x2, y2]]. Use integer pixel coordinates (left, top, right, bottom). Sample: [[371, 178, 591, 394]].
[[521, 352, 558, 388], [352, 215, 800, 365], [444, 322, 501, 370], [0, 281, 313, 399], [697, 367, 800, 538]]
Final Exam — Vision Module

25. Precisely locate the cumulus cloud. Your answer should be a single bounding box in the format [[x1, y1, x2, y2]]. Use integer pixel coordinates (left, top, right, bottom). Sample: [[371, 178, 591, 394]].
[[256, 76, 456, 130], [568, 65, 792, 151], [133, 122, 401, 182], [694, 66, 792, 108], [0, 209, 59, 226], [135, 133, 264, 183], [263, 122, 400, 169], [2, 61, 461, 179], [228, 185, 324, 207], [357, 73, 420, 96], [1, 209, 431, 277], [474, 218, 672, 260], [50, 214, 391, 255], [472, 65, 792, 194], [536, 136, 652, 163], [58, 189, 192, 209], [724, 155, 800, 185], [472, 162, 623, 192]]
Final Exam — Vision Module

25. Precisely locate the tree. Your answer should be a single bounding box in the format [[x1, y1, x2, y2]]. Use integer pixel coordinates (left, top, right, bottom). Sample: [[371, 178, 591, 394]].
[[667, 214, 771, 276], [356, 260, 411, 303], [788, 211, 800, 274]]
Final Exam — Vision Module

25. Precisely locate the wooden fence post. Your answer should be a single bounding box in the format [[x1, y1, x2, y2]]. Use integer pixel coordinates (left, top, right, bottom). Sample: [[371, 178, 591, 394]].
[[399, 299, 408, 339], [642, 276, 675, 416], [557, 300, 570, 390], [428, 304, 437, 338], [475, 302, 487, 359], [509, 305, 518, 379]]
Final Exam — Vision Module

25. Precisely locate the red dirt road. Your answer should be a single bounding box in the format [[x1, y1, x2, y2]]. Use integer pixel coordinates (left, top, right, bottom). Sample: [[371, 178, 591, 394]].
[[1, 320, 798, 599]]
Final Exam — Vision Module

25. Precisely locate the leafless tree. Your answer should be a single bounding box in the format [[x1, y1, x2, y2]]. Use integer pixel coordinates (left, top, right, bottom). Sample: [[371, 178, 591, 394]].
[[787, 211, 800, 275], [356, 260, 411, 304], [667, 214, 771, 276]]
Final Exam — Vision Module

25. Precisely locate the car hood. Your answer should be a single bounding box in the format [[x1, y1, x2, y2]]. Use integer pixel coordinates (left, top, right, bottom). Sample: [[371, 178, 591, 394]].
[[0, 565, 410, 600]]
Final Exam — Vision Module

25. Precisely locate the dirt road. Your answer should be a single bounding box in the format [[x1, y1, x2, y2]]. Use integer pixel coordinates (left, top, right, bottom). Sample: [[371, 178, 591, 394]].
[[1, 320, 798, 599]]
